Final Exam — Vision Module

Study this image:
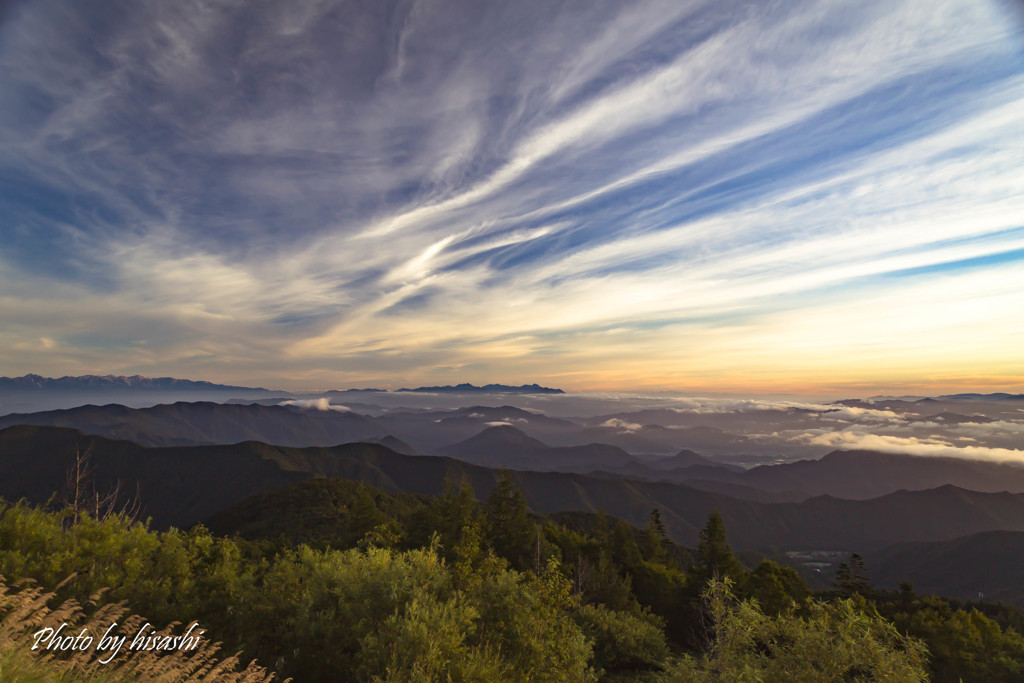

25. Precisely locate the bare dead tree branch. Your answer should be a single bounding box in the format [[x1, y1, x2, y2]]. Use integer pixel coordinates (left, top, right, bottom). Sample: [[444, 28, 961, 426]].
[[59, 444, 143, 527]]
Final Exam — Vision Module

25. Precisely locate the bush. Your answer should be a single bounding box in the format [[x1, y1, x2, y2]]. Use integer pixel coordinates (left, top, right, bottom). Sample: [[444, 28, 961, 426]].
[[666, 579, 929, 682]]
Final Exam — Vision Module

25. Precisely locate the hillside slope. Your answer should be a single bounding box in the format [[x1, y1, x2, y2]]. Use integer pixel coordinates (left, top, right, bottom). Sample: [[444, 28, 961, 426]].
[[6, 426, 1024, 552], [869, 531, 1024, 604]]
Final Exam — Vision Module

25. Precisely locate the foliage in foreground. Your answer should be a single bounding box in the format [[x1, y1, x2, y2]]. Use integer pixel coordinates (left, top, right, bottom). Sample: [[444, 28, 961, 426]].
[[865, 586, 1024, 682], [0, 575, 279, 683], [0, 500, 615, 681], [667, 579, 929, 681], [3, 477, 1024, 681]]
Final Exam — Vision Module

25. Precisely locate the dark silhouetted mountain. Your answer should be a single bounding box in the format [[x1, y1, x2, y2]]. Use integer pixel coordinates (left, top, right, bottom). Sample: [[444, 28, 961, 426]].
[[836, 396, 1024, 421], [0, 401, 391, 447], [836, 398, 920, 410], [648, 449, 727, 470], [938, 393, 1024, 401], [568, 423, 753, 456], [225, 397, 300, 405], [375, 405, 582, 452], [434, 425, 638, 472], [672, 478, 804, 503], [868, 531, 1024, 605], [586, 452, 743, 486], [582, 470, 801, 503], [372, 435, 418, 455], [439, 424, 548, 452], [0, 373, 269, 393], [7, 402, 1022, 503], [373, 405, 817, 459], [0, 425, 310, 528], [720, 485, 1024, 551], [6, 426, 1024, 552], [688, 449, 1024, 500], [1, 400, 714, 476], [913, 412, 994, 425], [0, 374, 283, 415], [323, 388, 388, 393], [396, 383, 564, 394]]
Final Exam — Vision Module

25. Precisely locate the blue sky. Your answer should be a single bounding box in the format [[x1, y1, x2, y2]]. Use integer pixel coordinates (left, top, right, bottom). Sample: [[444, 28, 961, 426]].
[[1, 0, 1022, 393]]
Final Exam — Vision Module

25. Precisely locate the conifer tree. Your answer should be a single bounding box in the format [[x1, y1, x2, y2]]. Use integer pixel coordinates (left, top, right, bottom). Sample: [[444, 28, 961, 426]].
[[484, 472, 534, 568], [610, 520, 643, 568], [433, 477, 480, 557], [690, 510, 745, 586], [835, 552, 872, 595], [642, 508, 670, 563], [350, 484, 384, 539]]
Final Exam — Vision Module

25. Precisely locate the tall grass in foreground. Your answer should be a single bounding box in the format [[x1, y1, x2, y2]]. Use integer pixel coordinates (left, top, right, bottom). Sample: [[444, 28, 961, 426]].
[[0, 575, 283, 683]]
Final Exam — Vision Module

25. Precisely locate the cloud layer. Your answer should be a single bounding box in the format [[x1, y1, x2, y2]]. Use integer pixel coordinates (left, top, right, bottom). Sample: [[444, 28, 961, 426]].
[[1, 0, 1022, 391], [795, 430, 1024, 464]]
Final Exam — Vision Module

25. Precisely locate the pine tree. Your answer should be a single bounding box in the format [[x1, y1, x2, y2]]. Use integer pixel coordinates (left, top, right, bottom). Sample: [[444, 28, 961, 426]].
[[642, 508, 670, 563], [434, 477, 480, 557], [836, 552, 872, 595], [350, 484, 384, 539], [834, 562, 852, 591], [690, 510, 745, 586], [484, 471, 534, 568], [610, 520, 643, 568]]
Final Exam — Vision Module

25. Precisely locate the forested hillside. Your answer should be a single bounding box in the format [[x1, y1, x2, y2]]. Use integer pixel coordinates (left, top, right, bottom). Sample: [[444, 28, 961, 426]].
[[2, 473, 1023, 681], [7, 425, 1024, 551]]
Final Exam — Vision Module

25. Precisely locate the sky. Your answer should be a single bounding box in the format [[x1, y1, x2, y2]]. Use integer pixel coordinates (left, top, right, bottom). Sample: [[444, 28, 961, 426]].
[[1, 0, 1023, 394]]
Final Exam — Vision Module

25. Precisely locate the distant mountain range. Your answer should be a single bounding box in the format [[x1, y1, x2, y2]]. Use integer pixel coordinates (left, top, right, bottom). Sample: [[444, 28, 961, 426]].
[[0, 402, 729, 480], [375, 404, 583, 451], [0, 375, 565, 395], [434, 424, 638, 472], [0, 401, 391, 448], [0, 374, 271, 393], [938, 393, 1024, 401], [395, 383, 564, 394], [0, 375, 287, 415], [0, 400, 727, 462], [4, 401, 1024, 501], [684, 449, 1024, 500]]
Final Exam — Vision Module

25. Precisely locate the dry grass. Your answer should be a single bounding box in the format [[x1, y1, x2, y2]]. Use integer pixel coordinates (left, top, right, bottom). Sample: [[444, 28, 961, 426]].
[[0, 575, 286, 683]]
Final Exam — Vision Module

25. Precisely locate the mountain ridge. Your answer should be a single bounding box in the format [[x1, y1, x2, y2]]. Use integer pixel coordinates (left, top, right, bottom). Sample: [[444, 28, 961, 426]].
[[868, 530, 1024, 605], [434, 424, 639, 472], [0, 373, 271, 393], [396, 383, 564, 394], [686, 448, 1024, 499], [5, 425, 1024, 552]]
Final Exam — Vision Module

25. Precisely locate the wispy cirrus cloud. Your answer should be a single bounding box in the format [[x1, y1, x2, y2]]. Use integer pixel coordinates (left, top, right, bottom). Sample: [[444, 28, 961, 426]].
[[0, 0, 1022, 391]]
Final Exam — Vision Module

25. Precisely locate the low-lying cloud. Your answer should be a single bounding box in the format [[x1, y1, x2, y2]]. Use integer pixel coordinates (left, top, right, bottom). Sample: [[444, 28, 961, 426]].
[[282, 398, 351, 412], [485, 419, 528, 427], [795, 429, 1024, 464], [599, 418, 645, 433]]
